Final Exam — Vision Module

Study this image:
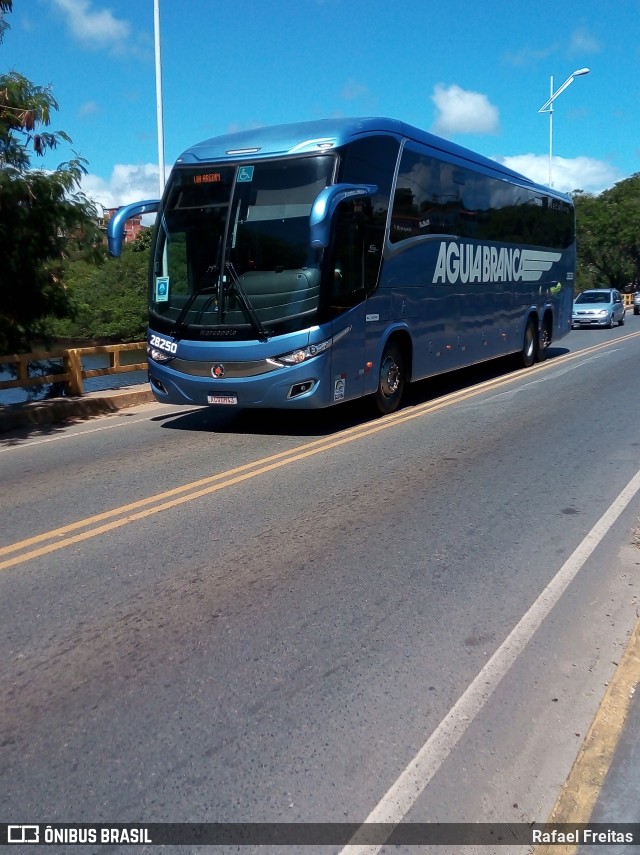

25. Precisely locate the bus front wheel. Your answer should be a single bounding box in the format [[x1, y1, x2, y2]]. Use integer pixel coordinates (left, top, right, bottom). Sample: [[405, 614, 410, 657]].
[[374, 341, 405, 415]]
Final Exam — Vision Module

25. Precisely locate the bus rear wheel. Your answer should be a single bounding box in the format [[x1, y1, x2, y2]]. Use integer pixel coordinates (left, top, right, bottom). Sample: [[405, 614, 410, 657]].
[[538, 324, 551, 362], [521, 319, 537, 368], [374, 341, 405, 415]]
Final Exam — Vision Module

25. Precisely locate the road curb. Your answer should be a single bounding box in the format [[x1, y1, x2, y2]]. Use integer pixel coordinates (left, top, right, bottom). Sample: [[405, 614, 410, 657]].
[[0, 385, 155, 433], [535, 611, 640, 854]]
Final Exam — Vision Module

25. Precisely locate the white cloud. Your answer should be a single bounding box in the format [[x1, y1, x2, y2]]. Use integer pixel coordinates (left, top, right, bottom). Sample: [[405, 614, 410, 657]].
[[504, 44, 559, 67], [50, 0, 131, 51], [431, 84, 500, 136], [341, 79, 372, 102], [78, 100, 99, 117], [81, 163, 163, 213], [570, 26, 601, 55], [493, 153, 621, 194]]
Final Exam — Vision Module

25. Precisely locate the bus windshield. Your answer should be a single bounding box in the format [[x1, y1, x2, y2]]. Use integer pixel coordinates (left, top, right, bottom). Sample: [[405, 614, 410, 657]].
[[151, 155, 335, 338]]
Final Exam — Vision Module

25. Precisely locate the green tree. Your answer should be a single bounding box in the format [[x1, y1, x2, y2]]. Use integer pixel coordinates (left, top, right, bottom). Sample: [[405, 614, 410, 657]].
[[49, 228, 150, 341], [573, 174, 640, 292], [0, 0, 103, 355], [0, 0, 10, 43]]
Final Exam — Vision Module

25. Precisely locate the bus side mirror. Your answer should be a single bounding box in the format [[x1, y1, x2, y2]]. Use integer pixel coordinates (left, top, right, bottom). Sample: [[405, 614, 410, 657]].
[[106, 200, 161, 257], [309, 183, 378, 249]]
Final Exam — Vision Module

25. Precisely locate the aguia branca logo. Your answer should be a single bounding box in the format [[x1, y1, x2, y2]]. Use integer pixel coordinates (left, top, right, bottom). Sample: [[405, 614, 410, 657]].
[[433, 241, 561, 285]]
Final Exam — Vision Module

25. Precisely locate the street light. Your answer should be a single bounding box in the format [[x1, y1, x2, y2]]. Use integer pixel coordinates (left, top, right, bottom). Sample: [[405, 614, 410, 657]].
[[153, 0, 166, 195], [538, 67, 590, 187]]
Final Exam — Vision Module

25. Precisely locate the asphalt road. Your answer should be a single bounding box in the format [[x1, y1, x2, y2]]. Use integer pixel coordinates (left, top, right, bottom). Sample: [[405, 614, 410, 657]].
[[2, 320, 640, 854]]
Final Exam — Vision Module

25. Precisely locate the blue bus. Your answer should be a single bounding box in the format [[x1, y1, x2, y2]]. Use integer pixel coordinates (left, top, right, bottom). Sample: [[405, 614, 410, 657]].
[[107, 117, 574, 414]]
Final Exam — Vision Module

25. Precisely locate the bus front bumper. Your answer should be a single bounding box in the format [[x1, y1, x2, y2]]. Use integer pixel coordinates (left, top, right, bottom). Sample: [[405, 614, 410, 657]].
[[148, 354, 334, 409]]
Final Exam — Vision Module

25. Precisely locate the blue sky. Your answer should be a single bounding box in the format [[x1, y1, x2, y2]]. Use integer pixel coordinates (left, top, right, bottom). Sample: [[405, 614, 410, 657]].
[[4, 0, 640, 212]]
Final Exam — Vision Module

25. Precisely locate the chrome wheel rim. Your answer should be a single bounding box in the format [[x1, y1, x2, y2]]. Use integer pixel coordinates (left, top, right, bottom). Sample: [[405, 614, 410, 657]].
[[380, 355, 400, 398]]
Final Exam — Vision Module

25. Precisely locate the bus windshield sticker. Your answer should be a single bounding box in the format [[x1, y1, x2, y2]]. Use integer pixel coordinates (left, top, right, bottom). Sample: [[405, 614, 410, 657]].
[[237, 166, 254, 182], [155, 277, 170, 302]]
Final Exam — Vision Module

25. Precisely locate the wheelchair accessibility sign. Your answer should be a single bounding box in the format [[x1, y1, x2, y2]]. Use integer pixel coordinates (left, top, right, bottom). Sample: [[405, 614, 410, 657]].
[[237, 166, 254, 182]]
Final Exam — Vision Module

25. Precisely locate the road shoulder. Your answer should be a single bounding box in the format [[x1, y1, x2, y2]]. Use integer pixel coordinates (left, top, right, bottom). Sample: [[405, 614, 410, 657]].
[[0, 385, 154, 433], [536, 610, 640, 855]]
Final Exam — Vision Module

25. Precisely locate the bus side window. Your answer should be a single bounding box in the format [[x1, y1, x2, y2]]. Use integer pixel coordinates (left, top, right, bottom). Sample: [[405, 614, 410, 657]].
[[337, 134, 397, 293]]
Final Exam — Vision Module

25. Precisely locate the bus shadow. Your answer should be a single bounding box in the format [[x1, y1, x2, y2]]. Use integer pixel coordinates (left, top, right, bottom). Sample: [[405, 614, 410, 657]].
[[158, 347, 569, 438]]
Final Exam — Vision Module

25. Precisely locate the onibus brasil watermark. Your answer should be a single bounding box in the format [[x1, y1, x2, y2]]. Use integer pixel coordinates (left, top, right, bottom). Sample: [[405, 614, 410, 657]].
[[3, 822, 640, 846]]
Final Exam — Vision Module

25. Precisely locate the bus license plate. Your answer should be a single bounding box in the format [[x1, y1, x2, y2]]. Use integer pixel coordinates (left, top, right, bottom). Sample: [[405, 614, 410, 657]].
[[208, 394, 238, 405]]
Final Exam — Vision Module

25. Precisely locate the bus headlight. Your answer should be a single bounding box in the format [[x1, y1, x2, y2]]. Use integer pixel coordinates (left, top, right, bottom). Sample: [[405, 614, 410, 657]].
[[266, 326, 351, 368], [268, 338, 332, 366], [147, 345, 175, 364]]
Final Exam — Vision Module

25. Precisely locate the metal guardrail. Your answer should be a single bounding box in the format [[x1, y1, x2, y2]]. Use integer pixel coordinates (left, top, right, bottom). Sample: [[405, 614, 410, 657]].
[[0, 342, 147, 397]]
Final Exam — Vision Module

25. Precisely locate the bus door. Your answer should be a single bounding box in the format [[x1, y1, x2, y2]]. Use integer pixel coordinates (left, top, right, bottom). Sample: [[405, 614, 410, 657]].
[[326, 199, 381, 404], [329, 303, 366, 405]]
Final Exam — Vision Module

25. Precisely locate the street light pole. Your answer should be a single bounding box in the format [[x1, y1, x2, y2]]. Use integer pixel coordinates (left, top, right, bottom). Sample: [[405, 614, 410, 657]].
[[538, 67, 590, 187], [153, 0, 166, 196], [547, 75, 554, 188]]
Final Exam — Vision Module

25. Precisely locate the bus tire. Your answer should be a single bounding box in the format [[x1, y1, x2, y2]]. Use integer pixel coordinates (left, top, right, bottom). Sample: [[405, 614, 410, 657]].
[[538, 324, 551, 362], [521, 319, 537, 368], [375, 341, 405, 415]]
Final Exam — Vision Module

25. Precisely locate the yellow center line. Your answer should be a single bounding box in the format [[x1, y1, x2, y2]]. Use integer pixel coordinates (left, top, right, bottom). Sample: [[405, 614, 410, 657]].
[[1, 337, 635, 571]]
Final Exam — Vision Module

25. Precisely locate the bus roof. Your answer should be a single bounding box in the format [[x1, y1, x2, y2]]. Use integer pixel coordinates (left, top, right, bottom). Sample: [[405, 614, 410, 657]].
[[175, 116, 569, 202]]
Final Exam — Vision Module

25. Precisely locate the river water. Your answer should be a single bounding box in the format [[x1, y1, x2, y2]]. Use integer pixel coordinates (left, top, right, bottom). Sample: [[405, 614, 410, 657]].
[[0, 354, 148, 406]]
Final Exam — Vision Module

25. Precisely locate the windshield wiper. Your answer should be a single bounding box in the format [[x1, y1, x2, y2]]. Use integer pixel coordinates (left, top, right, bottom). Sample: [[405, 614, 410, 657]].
[[170, 265, 219, 338], [223, 262, 271, 342]]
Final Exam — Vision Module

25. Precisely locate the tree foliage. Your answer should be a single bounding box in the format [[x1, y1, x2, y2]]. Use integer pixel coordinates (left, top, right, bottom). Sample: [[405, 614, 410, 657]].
[[49, 228, 150, 341], [573, 174, 640, 291], [0, 0, 11, 44], [0, 0, 103, 355]]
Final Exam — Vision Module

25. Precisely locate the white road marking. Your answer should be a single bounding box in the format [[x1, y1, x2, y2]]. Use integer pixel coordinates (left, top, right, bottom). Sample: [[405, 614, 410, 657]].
[[485, 351, 622, 402], [340, 467, 640, 854], [0, 407, 196, 453]]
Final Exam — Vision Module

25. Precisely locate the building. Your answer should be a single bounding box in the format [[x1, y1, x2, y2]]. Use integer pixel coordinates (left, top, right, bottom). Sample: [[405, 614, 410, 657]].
[[102, 207, 145, 244]]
